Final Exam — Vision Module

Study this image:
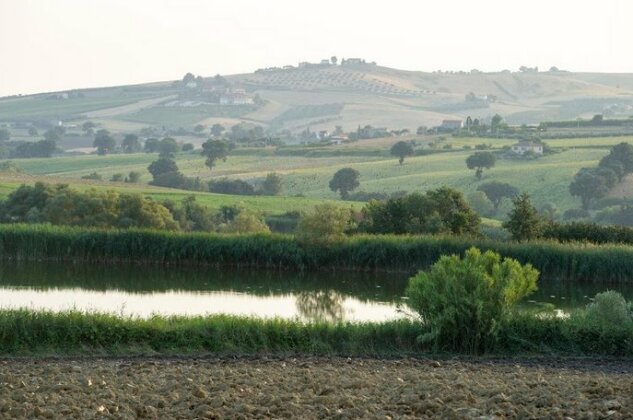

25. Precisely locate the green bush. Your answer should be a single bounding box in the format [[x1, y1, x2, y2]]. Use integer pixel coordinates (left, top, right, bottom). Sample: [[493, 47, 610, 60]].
[[296, 203, 353, 244], [405, 247, 539, 354], [584, 291, 632, 329]]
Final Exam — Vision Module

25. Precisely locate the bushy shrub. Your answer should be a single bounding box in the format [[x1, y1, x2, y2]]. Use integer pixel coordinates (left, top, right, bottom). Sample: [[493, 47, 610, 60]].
[[584, 291, 632, 329], [81, 172, 102, 181], [543, 222, 633, 245], [208, 178, 256, 195], [296, 203, 353, 244], [221, 211, 270, 234], [405, 247, 539, 354]]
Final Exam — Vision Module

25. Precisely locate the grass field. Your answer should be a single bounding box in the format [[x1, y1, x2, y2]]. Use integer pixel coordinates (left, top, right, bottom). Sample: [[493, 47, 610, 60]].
[[3, 138, 614, 217]]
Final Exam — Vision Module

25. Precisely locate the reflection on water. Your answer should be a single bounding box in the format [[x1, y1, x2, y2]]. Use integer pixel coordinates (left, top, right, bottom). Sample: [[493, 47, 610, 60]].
[[0, 262, 406, 322], [0, 262, 632, 321]]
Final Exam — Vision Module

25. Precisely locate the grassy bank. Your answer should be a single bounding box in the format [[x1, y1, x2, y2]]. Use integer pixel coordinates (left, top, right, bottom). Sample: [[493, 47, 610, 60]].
[[3, 224, 633, 281], [0, 310, 631, 357]]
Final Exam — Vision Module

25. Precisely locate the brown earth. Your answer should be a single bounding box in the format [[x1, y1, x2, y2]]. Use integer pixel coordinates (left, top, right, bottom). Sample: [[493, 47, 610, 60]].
[[0, 357, 632, 419]]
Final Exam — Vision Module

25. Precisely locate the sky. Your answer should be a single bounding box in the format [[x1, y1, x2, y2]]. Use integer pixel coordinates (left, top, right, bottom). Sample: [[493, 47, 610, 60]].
[[1, 0, 632, 96]]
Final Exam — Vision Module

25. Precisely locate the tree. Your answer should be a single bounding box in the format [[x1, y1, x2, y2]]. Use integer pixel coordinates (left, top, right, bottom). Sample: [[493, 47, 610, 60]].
[[329, 168, 360, 199], [261, 172, 283, 196], [121, 134, 141, 153], [390, 141, 415, 165], [359, 188, 480, 235], [157, 137, 179, 158], [466, 152, 496, 179], [125, 171, 141, 183], [93, 129, 116, 155], [503, 193, 543, 241], [148, 158, 178, 179], [416, 126, 427, 135], [12, 140, 56, 158], [477, 182, 519, 213], [490, 114, 503, 132], [44, 128, 62, 142], [330, 56, 338, 65], [182, 72, 195, 85], [194, 124, 206, 134], [569, 170, 609, 210], [201, 139, 229, 171], [82, 121, 96, 135], [28, 126, 38, 136], [0, 128, 10, 142], [599, 142, 633, 176], [296, 203, 352, 244], [144, 138, 160, 153], [210, 124, 225, 138]]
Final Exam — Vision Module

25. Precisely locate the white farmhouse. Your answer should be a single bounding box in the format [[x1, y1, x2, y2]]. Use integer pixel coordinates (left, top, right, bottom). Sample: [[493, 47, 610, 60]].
[[511, 140, 543, 155]]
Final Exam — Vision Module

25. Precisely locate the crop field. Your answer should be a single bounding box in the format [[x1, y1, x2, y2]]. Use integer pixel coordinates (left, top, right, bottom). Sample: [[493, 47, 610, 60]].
[[3, 137, 614, 217]]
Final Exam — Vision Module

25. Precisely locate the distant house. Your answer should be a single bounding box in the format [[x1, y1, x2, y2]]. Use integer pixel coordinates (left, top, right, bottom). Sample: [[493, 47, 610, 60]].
[[316, 130, 330, 140], [330, 135, 349, 145], [511, 141, 543, 155], [343, 58, 364, 65], [219, 89, 254, 105], [439, 120, 463, 131]]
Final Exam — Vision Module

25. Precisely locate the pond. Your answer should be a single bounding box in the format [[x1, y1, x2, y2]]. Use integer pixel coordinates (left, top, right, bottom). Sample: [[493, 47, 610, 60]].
[[1, 262, 632, 322]]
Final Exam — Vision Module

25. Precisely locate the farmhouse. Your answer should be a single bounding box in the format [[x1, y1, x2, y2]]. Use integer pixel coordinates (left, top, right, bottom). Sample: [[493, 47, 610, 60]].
[[219, 89, 254, 105], [511, 140, 543, 155], [439, 120, 463, 131]]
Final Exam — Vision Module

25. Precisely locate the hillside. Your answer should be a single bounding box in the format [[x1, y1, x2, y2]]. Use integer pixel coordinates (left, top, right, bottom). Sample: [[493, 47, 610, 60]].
[[2, 63, 633, 143]]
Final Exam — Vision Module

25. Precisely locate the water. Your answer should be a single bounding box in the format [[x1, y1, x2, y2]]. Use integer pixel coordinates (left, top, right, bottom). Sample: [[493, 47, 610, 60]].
[[1, 262, 632, 322]]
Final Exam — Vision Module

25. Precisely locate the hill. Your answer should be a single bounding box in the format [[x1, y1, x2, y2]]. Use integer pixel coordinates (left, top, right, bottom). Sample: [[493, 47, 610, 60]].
[[2, 63, 633, 144]]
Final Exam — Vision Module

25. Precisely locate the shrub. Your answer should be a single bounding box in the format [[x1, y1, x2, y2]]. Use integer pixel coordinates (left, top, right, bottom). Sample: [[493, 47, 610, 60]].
[[208, 178, 256, 195], [503, 193, 543, 241], [81, 172, 102, 181], [584, 291, 632, 329], [296, 203, 352, 244], [405, 247, 539, 354], [110, 173, 124, 182], [221, 211, 271, 234]]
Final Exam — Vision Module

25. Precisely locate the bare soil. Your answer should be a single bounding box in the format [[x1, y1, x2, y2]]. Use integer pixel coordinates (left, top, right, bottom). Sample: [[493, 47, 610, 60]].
[[0, 357, 632, 419]]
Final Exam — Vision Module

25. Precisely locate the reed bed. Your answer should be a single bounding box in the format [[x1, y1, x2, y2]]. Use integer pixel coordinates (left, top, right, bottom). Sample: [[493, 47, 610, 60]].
[[2, 224, 633, 281]]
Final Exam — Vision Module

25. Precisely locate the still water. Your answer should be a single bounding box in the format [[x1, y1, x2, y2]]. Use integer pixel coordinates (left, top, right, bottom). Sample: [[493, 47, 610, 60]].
[[0, 263, 632, 322]]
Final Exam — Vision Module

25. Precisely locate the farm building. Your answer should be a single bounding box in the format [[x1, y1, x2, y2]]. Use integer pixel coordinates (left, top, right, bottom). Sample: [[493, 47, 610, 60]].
[[219, 89, 254, 105], [511, 141, 543, 155], [439, 120, 463, 131]]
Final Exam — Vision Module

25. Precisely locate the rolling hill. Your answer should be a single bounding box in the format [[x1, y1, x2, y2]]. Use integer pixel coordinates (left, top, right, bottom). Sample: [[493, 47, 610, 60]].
[[2, 62, 633, 142]]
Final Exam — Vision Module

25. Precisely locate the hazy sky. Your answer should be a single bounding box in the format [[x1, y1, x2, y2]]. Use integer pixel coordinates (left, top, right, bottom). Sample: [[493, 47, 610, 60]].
[[1, 0, 632, 96]]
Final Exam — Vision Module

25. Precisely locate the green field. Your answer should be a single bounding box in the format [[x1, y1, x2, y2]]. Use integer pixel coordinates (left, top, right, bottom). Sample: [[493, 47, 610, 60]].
[[5, 139, 613, 217]]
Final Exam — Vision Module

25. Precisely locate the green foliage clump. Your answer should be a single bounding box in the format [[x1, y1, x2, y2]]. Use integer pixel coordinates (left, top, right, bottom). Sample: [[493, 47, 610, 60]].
[[466, 151, 496, 179], [221, 211, 271, 234], [503, 193, 543, 241], [390, 141, 415, 165], [296, 203, 352, 244], [81, 172, 103, 181], [329, 167, 360, 199], [359, 188, 480, 235], [584, 291, 632, 329], [261, 172, 283, 196], [405, 247, 539, 354]]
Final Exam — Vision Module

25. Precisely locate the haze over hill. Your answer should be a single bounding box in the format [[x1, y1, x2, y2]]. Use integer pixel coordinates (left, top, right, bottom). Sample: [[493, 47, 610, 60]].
[[2, 61, 633, 137]]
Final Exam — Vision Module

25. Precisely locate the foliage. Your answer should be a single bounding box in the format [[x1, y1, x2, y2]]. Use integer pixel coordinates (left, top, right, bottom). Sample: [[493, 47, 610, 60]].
[[148, 158, 178, 179], [390, 141, 414, 165], [466, 151, 496, 179], [201, 139, 229, 171], [81, 172, 102, 180], [11, 140, 56, 158], [569, 169, 610, 210], [261, 173, 283, 196], [125, 171, 141, 183], [157, 137, 180, 158], [208, 178, 256, 196], [221, 210, 271, 234], [5, 223, 633, 281], [503, 193, 543, 241], [405, 247, 539, 354], [0, 128, 10, 141], [296, 203, 352, 244], [150, 171, 204, 191], [329, 167, 360, 199], [93, 129, 116, 155], [477, 182, 519, 212], [359, 188, 480, 235], [110, 173, 124, 182], [467, 191, 494, 217], [594, 205, 633, 227], [144, 138, 160, 153], [121, 134, 141, 153], [0, 183, 178, 230], [584, 291, 632, 330]]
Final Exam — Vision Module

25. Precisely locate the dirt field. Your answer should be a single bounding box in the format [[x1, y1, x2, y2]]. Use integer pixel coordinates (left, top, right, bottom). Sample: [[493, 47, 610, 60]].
[[0, 357, 632, 419]]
